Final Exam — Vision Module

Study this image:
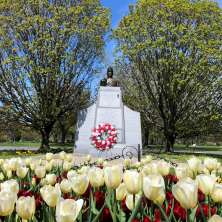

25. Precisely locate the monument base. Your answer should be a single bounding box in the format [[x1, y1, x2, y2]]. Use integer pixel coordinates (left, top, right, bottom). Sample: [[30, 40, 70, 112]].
[[74, 143, 140, 159]]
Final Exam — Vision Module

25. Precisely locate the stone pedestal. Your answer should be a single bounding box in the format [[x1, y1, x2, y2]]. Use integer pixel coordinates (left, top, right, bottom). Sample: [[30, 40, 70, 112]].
[[75, 87, 142, 157]]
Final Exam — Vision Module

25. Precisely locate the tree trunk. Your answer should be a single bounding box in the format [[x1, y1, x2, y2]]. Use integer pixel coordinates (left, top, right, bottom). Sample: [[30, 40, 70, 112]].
[[40, 129, 51, 151], [60, 130, 67, 144], [144, 128, 149, 147], [165, 133, 175, 152]]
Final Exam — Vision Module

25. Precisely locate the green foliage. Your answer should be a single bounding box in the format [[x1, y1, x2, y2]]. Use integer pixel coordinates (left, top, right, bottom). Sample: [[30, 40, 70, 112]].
[[0, 0, 110, 149], [113, 0, 222, 150]]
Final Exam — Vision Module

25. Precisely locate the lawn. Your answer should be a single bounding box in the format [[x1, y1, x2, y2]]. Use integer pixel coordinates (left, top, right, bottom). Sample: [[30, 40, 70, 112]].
[[0, 141, 73, 149]]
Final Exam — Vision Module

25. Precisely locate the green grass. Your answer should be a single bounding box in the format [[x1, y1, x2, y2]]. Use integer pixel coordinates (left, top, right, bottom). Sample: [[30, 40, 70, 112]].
[[0, 141, 40, 147], [0, 141, 73, 149], [0, 151, 42, 159], [145, 144, 222, 152]]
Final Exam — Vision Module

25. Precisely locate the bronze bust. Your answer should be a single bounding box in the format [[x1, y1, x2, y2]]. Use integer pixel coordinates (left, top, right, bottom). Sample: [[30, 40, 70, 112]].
[[100, 66, 119, 87]]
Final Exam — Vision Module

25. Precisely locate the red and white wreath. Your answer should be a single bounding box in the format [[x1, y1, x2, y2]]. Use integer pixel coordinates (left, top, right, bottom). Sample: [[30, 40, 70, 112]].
[[91, 123, 117, 151]]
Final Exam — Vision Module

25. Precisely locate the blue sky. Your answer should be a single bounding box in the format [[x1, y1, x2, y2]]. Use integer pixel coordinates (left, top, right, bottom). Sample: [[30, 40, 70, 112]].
[[101, 0, 222, 65], [101, 0, 137, 66]]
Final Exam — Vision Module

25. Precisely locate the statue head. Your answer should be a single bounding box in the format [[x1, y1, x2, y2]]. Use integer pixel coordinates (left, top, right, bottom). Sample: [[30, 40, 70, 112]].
[[107, 66, 113, 78]]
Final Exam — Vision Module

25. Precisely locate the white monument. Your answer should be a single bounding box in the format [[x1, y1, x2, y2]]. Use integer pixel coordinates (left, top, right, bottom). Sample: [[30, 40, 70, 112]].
[[75, 67, 142, 158], [75, 87, 142, 157]]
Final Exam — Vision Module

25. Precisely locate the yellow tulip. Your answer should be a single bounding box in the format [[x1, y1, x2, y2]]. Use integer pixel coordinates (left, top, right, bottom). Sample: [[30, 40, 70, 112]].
[[45, 174, 57, 185], [211, 183, 222, 203], [88, 167, 104, 188], [196, 174, 216, 195], [143, 174, 165, 205], [40, 184, 61, 207], [60, 179, 72, 193], [208, 215, 222, 222], [1, 179, 19, 194], [16, 196, 35, 220], [71, 174, 89, 195], [16, 166, 29, 179], [123, 170, 142, 194], [104, 165, 123, 189], [35, 165, 46, 178], [0, 190, 17, 216], [56, 199, 83, 222], [172, 178, 198, 209], [116, 183, 127, 201]]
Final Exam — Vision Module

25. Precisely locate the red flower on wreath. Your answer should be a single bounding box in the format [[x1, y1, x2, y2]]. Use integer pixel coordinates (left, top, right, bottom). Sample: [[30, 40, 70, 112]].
[[91, 123, 117, 151]]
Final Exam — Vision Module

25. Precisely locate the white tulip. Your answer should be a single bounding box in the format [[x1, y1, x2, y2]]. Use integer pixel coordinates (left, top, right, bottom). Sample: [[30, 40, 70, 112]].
[[35, 165, 46, 178], [67, 170, 77, 180], [143, 174, 165, 205], [123, 170, 142, 194], [187, 157, 201, 173], [40, 184, 61, 207], [104, 165, 123, 189], [196, 174, 216, 195], [46, 153, 54, 161], [56, 199, 83, 222], [211, 183, 222, 203], [125, 193, 141, 211], [116, 183, 127, 201], [204, 158, 219, 172], [1, 179, 19, 194], [16, 166, 29, 179], [46, 174, 57, 185], [60, 179, 72, 193], [0, 190, 17, 216], [16, 196, 35, 220], [88, 167, 104, 188], [71, 174, 89, 195], [172, 178, 198, 209]]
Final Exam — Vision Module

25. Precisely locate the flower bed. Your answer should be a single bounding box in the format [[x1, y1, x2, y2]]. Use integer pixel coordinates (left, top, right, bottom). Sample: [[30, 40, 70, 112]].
[[0, 152, 222, 221]]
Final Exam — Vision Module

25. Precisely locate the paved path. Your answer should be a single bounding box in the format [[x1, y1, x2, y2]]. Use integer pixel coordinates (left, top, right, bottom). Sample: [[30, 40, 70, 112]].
[[148, 149, 222, 157], [0, 146, 39, 151]]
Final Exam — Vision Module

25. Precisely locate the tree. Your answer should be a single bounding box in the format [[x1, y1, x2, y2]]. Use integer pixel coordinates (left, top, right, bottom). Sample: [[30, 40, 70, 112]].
[[52, 88, 90, 144], [0, 0, 109, 150], [114, 0, 222, 151]]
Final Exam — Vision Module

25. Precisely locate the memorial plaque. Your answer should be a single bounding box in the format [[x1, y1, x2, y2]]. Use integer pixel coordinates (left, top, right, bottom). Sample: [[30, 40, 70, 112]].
[[96, 108, 123, 129], [99, 90, 121, 107]]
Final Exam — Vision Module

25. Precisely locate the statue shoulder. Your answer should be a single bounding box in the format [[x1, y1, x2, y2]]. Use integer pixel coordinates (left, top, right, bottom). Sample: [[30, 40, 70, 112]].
[[100, 78, 107, 86]]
